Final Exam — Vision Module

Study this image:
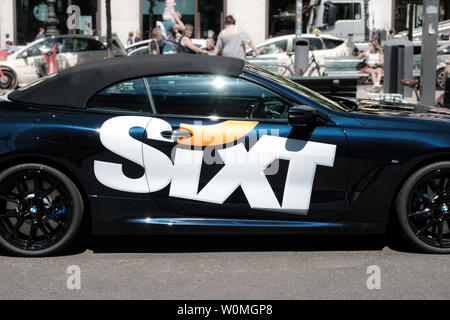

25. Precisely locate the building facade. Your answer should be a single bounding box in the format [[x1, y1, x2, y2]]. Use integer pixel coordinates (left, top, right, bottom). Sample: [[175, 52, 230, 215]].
[[0, 0, 448, 49]]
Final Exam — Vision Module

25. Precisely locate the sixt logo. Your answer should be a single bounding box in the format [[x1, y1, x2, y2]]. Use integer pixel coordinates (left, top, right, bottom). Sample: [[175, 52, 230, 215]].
[[94, 116, 336, 214]]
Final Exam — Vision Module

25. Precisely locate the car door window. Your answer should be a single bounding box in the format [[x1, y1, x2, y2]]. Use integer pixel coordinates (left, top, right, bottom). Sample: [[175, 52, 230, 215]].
[[291, 37, 323, 51], [86, 78, 151, 113], [26, 39, 57, 57], [323, 38, 344, 49], [253, 40, 288, 56], [146, 74, 292, 120]]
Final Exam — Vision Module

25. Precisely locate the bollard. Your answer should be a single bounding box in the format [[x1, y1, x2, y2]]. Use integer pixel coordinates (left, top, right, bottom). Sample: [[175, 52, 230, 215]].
[[294, 39, 309, 76], [384, 39, 414, 97]]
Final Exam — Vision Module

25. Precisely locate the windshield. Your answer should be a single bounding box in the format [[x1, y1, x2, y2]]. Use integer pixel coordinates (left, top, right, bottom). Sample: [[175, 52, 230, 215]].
[[245, 64, 346, 112]]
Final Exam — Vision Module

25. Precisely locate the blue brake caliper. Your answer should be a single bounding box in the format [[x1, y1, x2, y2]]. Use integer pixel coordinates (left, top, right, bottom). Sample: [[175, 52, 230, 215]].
[[52, 198, 67, 216]]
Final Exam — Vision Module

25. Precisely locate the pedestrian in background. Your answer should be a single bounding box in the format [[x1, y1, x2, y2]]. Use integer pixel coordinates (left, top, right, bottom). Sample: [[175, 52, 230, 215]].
[[148, 28, 162, 55], [178, 24, 208, 54], [134, 31, 141, 43], [202, 37, 215, 54], [3, 33, 10, 49], [5, 40, 18, 54], [35, 28, 45, 40], [214, 15, 259, 60], [358, 40, 384, 91], [127, 32, 135, 46]]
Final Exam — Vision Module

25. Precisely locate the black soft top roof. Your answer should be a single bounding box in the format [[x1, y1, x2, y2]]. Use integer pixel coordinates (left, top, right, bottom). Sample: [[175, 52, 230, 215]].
[[8, 55, 246, 108]]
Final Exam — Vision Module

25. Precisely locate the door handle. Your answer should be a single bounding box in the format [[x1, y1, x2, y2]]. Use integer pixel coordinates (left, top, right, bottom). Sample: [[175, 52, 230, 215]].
[[160, 129, 192, 141]]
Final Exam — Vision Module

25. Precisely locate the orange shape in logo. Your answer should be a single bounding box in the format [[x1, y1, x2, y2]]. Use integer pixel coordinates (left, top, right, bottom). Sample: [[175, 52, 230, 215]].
[[178, 121, 259, 147]]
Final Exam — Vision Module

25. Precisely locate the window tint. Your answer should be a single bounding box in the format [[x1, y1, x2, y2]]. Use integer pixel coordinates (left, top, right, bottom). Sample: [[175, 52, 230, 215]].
[[87, 78, 151, 113], [323, 38, 344, 49], [147, 75, 291, 120], [251, 40, 288, 56], [307, 37, 323, 50]]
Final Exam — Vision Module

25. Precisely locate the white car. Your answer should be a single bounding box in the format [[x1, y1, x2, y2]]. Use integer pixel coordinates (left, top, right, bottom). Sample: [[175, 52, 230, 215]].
[[246, 34, 353, 76], [0, 35, 126, 89]]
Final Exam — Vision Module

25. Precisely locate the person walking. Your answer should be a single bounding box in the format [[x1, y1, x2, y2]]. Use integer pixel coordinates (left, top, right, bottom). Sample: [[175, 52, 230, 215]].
[[358, 40, 384, 90], [214, 15, 259, 60], [35, 28, 45, 40], [177, 24, 208, 54]]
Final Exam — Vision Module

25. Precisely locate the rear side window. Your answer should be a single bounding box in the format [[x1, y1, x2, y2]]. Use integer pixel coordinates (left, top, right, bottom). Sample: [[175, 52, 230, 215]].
[[87, 79, 151, 113], [323, 38, 344, 49]]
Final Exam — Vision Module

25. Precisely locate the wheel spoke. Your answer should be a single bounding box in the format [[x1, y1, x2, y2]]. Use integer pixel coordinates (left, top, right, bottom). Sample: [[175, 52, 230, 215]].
[[33, 177, 41, 194], [0, 209, 20, 218], [45, 213, 68, 229], [438, 221, 444, 247], [14, 181, 26, 199], [0, 196, 20, 204], [6, 218, 24, 240], [43, 182, 59, 197], [26, 224, 37, 249], [427, 176, 442, 196], [36, 219, 52, 241], [408, 208, 432, 218], [416, 219, 436, 236]]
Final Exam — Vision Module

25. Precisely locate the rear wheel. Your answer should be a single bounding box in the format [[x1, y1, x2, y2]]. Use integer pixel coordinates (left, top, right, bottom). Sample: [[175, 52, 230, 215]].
[[0, 164, 83, 256], [396, 162, 450, 254], [0, 69, 17, 90]]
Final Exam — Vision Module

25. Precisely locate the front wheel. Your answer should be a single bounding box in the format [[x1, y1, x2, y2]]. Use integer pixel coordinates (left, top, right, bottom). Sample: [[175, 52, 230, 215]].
[[437, 68, 446, 90], [396, 162, 450, 254], [0, 164, 84, 256]]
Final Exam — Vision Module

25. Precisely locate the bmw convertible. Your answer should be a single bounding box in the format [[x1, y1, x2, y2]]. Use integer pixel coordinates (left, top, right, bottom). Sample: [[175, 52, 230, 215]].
[[0, 54, 449, 256]]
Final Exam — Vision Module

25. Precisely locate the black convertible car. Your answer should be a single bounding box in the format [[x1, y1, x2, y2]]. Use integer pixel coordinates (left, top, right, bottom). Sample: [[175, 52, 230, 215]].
[[0, 54, 449, 256]]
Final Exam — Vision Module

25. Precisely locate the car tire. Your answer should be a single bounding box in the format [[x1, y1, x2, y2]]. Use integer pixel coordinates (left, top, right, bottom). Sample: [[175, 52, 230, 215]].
[[396, 162, 450, 254], [437, 68, 446, 90], [0, 69, 17, 90], [0, 164, 84, 257]]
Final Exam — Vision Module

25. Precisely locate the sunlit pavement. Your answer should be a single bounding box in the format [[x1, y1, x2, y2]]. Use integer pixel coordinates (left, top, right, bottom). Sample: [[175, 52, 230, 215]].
[[0, 234, 449, 300]]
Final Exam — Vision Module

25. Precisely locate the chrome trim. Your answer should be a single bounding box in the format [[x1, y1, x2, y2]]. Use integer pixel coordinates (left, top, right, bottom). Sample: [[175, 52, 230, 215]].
[[129, 218, 341, 228]]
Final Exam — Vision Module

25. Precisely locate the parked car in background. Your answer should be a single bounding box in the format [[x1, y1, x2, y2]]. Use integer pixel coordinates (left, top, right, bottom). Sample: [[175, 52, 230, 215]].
[[246, 34, 353, 76], [437, 43, 450, 90], [0, 35, 126, 90]]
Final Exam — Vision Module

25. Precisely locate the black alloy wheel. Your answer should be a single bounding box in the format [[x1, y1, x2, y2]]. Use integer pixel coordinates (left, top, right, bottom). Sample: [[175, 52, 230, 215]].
[[0, 164, 83, 256], [397, 162, 450, 253]]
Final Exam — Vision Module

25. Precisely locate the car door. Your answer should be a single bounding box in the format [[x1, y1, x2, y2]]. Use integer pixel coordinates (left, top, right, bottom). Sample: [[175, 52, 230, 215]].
[[142, 74, 349, 221], [13, 38, 57, 83]]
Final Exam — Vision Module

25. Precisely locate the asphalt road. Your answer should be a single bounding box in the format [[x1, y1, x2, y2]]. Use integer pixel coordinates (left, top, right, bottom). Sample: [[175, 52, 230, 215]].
[[0, 234, 449, 300]]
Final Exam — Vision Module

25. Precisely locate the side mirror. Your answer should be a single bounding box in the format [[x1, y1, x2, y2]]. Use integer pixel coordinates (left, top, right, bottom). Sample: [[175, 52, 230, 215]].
[[21, 51, 28, 59], [288, 105, 317, 128], [326, 2, 337, 26]]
